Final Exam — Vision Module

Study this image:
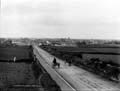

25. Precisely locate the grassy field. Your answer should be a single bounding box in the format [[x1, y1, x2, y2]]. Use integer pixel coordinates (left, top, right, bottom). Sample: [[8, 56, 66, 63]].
[[42, 45, 120, 55], [0, 62, 42, 91], [0, 45, 40, 91], [0, 46, 32, 60], [0, 45, 61, 91]]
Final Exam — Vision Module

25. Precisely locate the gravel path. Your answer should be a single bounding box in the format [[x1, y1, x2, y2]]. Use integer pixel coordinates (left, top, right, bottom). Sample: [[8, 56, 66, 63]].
[[34, 46, 120, 91]]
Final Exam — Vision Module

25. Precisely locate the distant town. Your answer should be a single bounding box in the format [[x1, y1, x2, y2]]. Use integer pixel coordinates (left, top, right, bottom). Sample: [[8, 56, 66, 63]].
[[1, 38, 120, 47]]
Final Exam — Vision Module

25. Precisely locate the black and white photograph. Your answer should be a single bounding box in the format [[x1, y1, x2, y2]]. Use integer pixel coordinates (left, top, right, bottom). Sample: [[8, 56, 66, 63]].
[[0, 0, 120, 91]]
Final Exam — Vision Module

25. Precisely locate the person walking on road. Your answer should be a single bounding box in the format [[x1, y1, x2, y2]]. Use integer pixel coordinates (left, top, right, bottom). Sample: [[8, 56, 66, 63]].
[[52, 57, 60, 68], [53, 57, 57, 65]]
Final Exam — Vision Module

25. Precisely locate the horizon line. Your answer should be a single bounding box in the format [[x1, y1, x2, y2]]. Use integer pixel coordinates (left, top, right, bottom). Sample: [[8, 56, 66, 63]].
[[0, 37, 120, 41]]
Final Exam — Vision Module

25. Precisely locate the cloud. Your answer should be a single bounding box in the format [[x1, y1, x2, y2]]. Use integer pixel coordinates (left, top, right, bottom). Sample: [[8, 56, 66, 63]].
[[1, 0, 120, 39]]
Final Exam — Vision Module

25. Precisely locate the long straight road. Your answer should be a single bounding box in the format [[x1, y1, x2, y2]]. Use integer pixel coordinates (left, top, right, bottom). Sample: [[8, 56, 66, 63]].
[[34, 45, 120, 91]]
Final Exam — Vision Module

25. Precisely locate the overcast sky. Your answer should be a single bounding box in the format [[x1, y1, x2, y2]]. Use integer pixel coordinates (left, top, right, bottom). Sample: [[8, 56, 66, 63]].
[[1, 0, 120, 39]]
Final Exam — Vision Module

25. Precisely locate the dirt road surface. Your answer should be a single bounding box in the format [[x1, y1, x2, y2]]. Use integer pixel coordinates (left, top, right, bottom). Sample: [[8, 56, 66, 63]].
[[34, 45, 120, 91]]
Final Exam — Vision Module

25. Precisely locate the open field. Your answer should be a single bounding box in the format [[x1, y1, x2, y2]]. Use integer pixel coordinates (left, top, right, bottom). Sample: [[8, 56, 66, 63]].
[[0, 62, 41, 91], [41, 45, 120, 54], [0, 46, 32, 60], [40, 45, 120, 64], [0, 45, 61, 91]]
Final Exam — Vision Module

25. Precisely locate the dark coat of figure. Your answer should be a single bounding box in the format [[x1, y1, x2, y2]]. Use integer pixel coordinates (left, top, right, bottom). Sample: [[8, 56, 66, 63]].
[[53, 58, 57, 64], [52, 58, 60, 68]]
